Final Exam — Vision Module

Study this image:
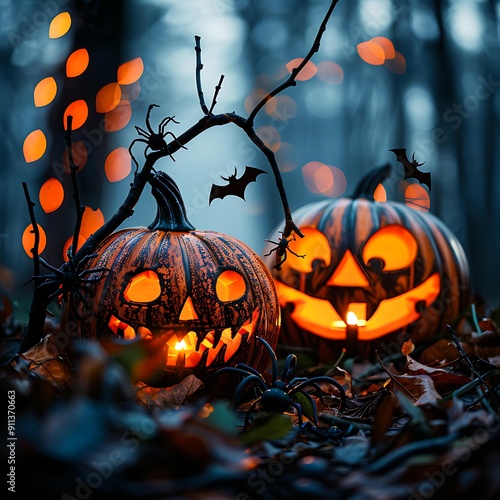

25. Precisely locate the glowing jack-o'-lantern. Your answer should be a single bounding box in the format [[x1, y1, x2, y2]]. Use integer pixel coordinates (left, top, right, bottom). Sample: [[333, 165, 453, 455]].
[[65, 172, 280, 388], [263, 165, 470, 361]]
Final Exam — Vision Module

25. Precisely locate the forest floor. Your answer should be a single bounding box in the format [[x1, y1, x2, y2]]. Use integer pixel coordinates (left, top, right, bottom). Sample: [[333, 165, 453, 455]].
[[2, 296, 500, 499]]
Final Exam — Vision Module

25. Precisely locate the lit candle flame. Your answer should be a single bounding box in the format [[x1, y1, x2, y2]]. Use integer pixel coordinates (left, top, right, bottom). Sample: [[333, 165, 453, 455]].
[[346, 311, 358, 326], [175, 339, 187, 351]]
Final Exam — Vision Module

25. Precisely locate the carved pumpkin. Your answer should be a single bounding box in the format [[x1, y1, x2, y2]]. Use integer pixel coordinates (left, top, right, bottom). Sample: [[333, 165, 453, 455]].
[[263, 165, 470, 361], [65, 172, 280, 388]]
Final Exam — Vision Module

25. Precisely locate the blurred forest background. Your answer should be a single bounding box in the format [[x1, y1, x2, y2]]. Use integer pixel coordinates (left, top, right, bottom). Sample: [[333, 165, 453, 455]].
[[0, 0, 499, 320]]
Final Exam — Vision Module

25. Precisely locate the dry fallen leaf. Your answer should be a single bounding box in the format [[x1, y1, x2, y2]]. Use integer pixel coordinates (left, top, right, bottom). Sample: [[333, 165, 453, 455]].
[[136, 374, 204, 408]]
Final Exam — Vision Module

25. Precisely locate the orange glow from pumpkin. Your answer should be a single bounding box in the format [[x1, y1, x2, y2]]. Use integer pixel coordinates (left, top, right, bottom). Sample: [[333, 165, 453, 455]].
[[373, 183, 387, 202], [275, 273, 441, 341], [117, 57, 144, 85], [385, 51, 406, 74], [405, 184, 430, 212], [362, 226, 418, 271], [96, 83, 122, 113], [39, 178, 64, 213], [104, 147, 132, 182], [66, 48, 90, 77], [34, 77, 57, 107], [63, 100, 88, 130], [285, 58, 317, 81], [317, 61, 344, 85], [179, 297, 199, 321], [104, 101, 132, 132], [62, 141, 88, 173], [22, 223, 46, 257], [175, 339, 187, 351], [49, 12, 71, 39], [124, 270, 161, 303], [283, 227, 331, 273], [327, 250, 370, 287], [216, 270, 246, 301], [346, 311, 357, 325], [23, 130, 47, 163], [357, 41, 385, 65], [371, 37, 395, 59]]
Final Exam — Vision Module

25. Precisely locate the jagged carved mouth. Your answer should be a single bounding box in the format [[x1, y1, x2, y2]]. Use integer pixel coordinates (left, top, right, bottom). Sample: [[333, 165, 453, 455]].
[[108, 310, 258, 368], [275, 273, 441, 341]]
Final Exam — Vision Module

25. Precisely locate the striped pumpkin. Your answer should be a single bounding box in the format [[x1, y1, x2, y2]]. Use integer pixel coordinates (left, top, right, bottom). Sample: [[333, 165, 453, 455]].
[[263, 165, 470, 361], [65, 172, 280, 388]]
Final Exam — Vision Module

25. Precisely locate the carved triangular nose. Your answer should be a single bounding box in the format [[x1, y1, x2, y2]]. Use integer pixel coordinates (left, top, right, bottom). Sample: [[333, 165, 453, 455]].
[[179, 296, 199, 321], [327, 250, 369, 287]]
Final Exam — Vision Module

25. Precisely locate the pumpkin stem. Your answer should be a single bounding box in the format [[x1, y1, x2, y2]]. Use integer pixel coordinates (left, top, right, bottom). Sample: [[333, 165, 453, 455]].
[[148, 171, 196, 231], [352, 164, 391, 200]]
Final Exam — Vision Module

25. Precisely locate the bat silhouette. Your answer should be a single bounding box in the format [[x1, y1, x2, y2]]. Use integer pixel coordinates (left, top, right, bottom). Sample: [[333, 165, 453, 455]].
[[209, 166, 267, 204], [390, 148, 431, 191]]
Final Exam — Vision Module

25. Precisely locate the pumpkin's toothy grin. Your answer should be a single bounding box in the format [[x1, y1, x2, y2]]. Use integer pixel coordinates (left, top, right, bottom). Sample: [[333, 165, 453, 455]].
[[275, 273, 441, 341], [108, 310, 258, 368]]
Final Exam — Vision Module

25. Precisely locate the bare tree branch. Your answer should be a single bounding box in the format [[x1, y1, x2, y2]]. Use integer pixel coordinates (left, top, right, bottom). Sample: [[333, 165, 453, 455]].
[[65, 115, 85, 260], [246, 0, 340, 126], [195, 35, 210, 115]]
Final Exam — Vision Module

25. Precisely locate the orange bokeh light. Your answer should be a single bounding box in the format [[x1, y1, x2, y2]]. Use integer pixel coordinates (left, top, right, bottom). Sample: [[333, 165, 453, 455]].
[[66, 48, 90, 78], [63, 100, 88, 130], [96, 82, 122, 113], [22, 223, 47, 257], [244, 89, 277, 115], [302, 162, 346, 197], [371, 37, 396, 59], [117, 57, 144, 85], [357, 41, 385, 65], [62, 235, 86, 262], [80, 207, 105, 239], [256, 125, 281, 152], [373, 183, 387, 202], [49, 12, 71, 39], [39, 178, 64, 213], [23, 130, 47, 163], [385, 51, 407, 74], [62, 141, 88, 173], [317, 61, 344, 85], [34, 77, 57, 107], [105, 147, 132, 182], [104, 101, 132, 132], [285, 58, 317, 81], [405, 183, 430, 212]]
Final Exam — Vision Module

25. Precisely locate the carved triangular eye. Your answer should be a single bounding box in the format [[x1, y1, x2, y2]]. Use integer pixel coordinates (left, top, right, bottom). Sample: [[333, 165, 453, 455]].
[[216, 270, 246, 302], [362, 225, 418, 271], [123, 270, 161, 303]]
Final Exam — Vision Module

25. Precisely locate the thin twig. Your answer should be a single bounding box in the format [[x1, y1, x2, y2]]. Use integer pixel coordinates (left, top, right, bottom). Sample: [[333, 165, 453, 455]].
[[194, 35, 209, 115], [375, 350, 417, 401], [246, 0, 340, 126], [65, 116, 85, 261], [207, 75, 224, 116], [22, 182, 41, 282]]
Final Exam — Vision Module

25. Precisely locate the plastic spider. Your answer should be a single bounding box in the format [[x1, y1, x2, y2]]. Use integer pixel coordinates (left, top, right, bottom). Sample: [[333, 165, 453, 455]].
[[264, 232, 305, 271], [128, 104, 186, 171], [25, 254, 109, 304], [215, 336, 346, 429]]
